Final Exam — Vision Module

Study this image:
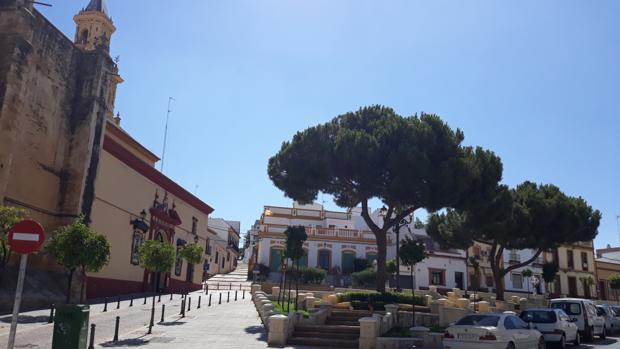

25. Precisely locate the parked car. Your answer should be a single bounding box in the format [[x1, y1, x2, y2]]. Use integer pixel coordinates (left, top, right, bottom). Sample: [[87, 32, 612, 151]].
[[596, 305, 620, 333], [520, 308, 580, 348], [443, 312, 544, 349], [550, 298, 605, 341]]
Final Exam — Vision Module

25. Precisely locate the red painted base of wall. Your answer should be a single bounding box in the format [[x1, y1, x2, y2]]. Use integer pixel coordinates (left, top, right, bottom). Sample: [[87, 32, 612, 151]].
[[168, 278, 202, 293], [87, 276, 144, 299]]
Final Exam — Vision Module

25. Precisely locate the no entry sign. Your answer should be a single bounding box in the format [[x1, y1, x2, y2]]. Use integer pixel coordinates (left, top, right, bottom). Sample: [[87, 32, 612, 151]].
[[8, 220, 45, 254]]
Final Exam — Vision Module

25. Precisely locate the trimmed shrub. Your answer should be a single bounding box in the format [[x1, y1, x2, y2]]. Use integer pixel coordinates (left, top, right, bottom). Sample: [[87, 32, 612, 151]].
[[338, 291, 425, 307], [351, 268, 376, 286], [285, 266, 327, 285], [353, 258, 370, 272]]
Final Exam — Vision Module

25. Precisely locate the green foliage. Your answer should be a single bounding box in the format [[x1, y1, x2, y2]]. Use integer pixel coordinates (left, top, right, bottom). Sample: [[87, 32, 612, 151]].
[[522, 268, 533, 278], [284, 226, 307, 261], [0, 205, 27, 270], [382, 327, 412, 338], [180, 243, 203, 265], [608, 274, 620, 290], [399, 236, 427, 268], [286, 266, 327, 284], [354, 258, 370, 272], [338, 291, 426, 308], [273, 301, 309, 316], [413, 218, 425, 229], [47, 217, 111, 273], [139, 240, 176, 273], [580, 275, 594, 287], [267, 105, 503, 292], [386, 259, 398, 274], [542, 263, 559, 284], [352, 268, 377, 287]]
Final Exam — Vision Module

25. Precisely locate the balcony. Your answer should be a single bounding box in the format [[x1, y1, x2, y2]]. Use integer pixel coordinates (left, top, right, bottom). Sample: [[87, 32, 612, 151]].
[[533, 256, 544, 267], [261, 225, 392, 244], [509, 253, 520, 264]]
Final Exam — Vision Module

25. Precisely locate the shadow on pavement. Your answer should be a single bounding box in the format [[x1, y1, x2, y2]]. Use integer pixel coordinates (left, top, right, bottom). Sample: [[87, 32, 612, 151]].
[[0, 315, 50, 324], [100, 338, 150, 347], [578, 338, 619, 348], [158, 321, 187, 326], [245, 325, 267, 342]]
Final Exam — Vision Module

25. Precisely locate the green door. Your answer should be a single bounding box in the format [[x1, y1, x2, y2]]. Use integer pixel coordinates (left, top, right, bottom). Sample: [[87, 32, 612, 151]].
[[342, 252, 356, 274], [270, 248, 282, 272], [299, 253, 308, 268]]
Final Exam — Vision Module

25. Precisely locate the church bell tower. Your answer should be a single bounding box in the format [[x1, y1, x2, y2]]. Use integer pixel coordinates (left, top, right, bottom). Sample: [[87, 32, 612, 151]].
[[74, 0, 123, 119]]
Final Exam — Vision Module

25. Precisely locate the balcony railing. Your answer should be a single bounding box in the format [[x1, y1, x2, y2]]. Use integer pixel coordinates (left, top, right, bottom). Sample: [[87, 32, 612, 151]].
[[533, 256, 544, 266], [509, 253, 520, 264], [261, 225, 392, 243]]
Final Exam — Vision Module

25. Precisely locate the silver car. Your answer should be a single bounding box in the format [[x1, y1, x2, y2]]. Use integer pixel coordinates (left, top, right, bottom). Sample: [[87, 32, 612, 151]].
[[597, 305, 620, 334], [520, 308, 579, 348]]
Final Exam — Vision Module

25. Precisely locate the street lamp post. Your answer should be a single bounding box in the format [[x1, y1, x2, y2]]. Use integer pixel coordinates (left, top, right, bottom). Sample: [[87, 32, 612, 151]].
[[379, 206, 413, 292]]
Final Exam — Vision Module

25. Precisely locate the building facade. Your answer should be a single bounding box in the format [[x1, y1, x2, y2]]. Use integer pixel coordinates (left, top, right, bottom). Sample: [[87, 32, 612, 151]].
[[502, 249, 545, 295], [545, 242, 597, 298], [595, 245, 620, 301], [206, 218, 240, 275]]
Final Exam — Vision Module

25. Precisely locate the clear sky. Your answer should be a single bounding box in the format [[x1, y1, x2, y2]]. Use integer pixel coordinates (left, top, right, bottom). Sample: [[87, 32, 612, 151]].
[[42, 1, 619, 248]]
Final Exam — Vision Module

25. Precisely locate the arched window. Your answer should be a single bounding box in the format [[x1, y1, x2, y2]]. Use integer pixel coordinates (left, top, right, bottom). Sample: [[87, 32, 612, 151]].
[[79, 29, 89, 44], [318, 250, 331, 270], [342, 251, 356, 274]]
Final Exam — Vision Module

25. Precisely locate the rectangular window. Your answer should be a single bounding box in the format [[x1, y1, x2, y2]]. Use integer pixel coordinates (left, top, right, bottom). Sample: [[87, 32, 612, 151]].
[[215, 251, 219, 264], [227, 252, 230, 261], [486, 276, 494, 287], [511, 273, 523, 289], [429, 269, 445, 286], [318, 250, 331, 270], [191, 217, 198, 235], [581, 252, 588, 271], [567, 250, 574, 270]]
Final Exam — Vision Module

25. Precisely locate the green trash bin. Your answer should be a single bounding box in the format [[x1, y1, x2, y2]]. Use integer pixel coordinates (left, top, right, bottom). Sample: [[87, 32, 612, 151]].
[[52, 304, 90, 349]]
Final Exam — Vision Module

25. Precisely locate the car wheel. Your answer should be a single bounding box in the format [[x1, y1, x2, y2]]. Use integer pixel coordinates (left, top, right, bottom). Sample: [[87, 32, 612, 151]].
[[573, 331, 581, 346], [600, 326, 606, 339], [506, 342, 515, 349], [559, 334, 566, 349], [538, 337, 546, 349]]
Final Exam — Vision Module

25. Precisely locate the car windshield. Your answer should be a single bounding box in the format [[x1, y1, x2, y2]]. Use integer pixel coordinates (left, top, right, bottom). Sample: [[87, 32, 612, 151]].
[[455, 315, 500, 326], [520, 310, 557, 324], [551, 302, 581, 315], [613, 307, 620, 315], [597, 306, 607, 315]]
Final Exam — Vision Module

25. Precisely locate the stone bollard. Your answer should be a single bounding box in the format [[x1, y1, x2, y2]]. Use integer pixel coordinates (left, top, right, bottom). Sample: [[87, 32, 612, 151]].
[[267, 314, 289, 345], [490, 296, 496, 307], [495, 300, 505, 310], [359, 316, 380, 349], [511, 295, 520, 304], [327, 294, 339, 304], [425, 294, 434, 306], [452, 288, 462, 297], [456, 298, 470, 310], [271, 286, 280, 296], [305, 296, 316, 310], [251, 284, 261, 293], [478, 301, 490, 313], [428, 285, 438, 297], [519, 298, 528, 311], [385, 304, 399, 324], [262, 304, 274, 317], [447, 292, 455, 299], [430, 300, 446, 327]]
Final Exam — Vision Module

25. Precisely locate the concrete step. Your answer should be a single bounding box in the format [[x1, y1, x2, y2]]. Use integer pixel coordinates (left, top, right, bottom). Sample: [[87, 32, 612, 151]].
[[325, 320, 361, 326], [292, 331, 359, 340], [295, 325, 360, 334], [288, 336, 358, 348]]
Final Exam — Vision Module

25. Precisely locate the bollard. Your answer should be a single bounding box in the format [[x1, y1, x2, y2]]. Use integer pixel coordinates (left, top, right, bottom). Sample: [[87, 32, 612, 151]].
[[180, 299, 185, 315], [235, 290, 238, 301], [239, 284, 242, 290], [88, 324, 96, 349], [148, 295, 155, 334], [130, 295, 133, 307], [227, 292, 230, 303], [209, 294, 212, 306], [188, 297, 192, 312], [217, 282, 219, 290], [160, 304, 165, 323], [219, 293, 222, 305], [158, 293, 161, 303], [144, 295, 147, 305], [243, 290, 245, 299], [113, 316, 120, 342], [229, 282, 232, 290], [48, 304, 55, 323], [170, 293, 173, 301], [198, 295, 201, 309], [103, 297, 108, 312], [117, 296, 120, 309], [206, 284, 209, 295]]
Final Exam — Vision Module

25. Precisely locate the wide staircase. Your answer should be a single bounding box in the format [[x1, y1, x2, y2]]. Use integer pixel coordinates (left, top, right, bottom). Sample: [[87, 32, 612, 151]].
[[204, 262, 252, 290], [288, 310, 371, 348]]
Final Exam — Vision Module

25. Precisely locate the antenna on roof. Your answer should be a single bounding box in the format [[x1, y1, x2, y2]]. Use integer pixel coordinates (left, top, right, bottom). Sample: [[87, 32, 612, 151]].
[[160, 97, 175, 173], [616, 215, 620, 245]]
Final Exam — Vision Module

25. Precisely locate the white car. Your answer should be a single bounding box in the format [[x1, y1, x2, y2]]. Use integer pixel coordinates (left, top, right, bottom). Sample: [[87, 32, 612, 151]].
[[443, 312, 545, 349], [550, 298, 605, 341], [520, 308, 580, 348]]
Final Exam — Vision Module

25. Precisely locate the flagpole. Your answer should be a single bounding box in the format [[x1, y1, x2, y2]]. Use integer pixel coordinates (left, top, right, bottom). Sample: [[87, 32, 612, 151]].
[[160, 97, 174, 173]]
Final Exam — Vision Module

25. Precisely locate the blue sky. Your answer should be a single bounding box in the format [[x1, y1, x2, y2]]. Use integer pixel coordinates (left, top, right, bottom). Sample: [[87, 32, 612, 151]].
[[42, 1, 619, 247]]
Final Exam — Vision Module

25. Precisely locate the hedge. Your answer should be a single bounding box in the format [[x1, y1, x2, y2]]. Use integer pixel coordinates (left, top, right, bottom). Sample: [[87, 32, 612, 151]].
[[285, 266, 327, 285], [338, 291, 425, 310]]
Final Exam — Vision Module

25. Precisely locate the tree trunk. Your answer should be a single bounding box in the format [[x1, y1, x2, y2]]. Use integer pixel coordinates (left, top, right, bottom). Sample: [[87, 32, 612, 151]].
[[66, 268, 75, 304], [287, 262, 293, 313], [295, 260, 299, 312], [411, 267, 415, 327], [80, 267, 86, 303], [493, 268, 505, 301], [375, 233, 387, 293]]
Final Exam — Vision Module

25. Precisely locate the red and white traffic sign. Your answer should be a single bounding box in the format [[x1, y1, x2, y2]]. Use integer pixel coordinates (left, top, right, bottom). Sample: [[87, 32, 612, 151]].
[[8, 220, 45, 254]]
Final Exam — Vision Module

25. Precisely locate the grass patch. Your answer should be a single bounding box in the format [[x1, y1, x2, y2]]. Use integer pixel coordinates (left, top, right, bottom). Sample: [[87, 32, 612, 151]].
[[382, 327, 412, 338], [273, 301, 309, 316], [429, 325, 446, 333]]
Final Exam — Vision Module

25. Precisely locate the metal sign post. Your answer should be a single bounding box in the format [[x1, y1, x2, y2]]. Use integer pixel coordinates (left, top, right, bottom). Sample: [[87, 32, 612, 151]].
[[6, 219, 45, 349]]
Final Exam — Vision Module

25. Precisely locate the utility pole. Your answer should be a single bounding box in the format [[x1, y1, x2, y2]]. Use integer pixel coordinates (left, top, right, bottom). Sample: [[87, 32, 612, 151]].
[[160, 97, 174, 173]]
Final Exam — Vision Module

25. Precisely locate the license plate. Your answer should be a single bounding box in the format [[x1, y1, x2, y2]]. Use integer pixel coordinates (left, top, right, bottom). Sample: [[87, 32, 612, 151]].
[[458, 334, 478, 340]]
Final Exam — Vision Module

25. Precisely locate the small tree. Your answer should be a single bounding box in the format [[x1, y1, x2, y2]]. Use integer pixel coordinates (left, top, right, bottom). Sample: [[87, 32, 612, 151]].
[[283, 226, 307, 311], [542, 262, 559, 298], [580, 276, 595, 298], [399, 235, 427, 326], [522, 268, 533, 296], [139, 240, 176, 292], [0, 205, 26, 283], [608, 274, 620, 301], [469, 256, 481, 292], [353, 258, 370, 272], [180, 243, 203, 284], [47, 217, 111, 303]]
